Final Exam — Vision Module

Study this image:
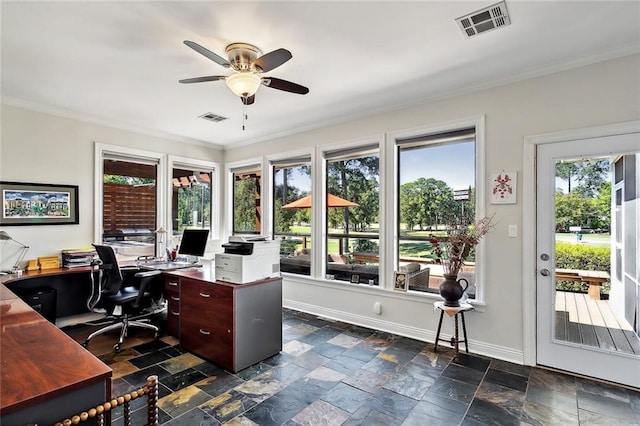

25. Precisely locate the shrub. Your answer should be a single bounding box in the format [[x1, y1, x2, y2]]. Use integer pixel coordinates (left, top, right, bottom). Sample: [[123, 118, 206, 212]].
[[279, 238, 303, 255], [352, 239, 379, 254], [555, 243, 610, 295]]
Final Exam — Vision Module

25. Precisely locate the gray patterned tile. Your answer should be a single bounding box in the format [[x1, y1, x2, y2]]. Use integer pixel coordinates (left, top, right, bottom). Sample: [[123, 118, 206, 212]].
[[521, 400, 579, 426], [291, 399, 351, 426], [383, 370, 435, 400], [525, 384, 578, 415], [343, 368, 388, 394], [320, 382, 371, 413], [199, 389, 257, 423], [475, 380, 524, 418]]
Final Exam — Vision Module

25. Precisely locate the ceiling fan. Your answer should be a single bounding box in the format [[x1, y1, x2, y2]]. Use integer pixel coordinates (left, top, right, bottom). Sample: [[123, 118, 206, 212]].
[[179, 41, 309, 105]]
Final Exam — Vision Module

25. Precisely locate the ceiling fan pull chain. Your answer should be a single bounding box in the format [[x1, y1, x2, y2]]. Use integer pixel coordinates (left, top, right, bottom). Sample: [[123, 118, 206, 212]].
[[242, 101, 247, 131]]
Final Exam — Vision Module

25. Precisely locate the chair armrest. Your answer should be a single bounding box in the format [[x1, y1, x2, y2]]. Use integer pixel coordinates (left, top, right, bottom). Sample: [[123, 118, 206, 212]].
[[135, 270, 162, 279]]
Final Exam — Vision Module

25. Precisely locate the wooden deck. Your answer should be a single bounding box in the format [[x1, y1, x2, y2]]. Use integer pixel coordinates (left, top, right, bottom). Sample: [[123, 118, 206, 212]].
[[555, 291, 640, 355]]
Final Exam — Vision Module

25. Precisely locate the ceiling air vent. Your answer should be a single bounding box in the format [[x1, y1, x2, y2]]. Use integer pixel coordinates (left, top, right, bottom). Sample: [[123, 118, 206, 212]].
[[456, 1, 511, 38], [198, 112, 228, 123]]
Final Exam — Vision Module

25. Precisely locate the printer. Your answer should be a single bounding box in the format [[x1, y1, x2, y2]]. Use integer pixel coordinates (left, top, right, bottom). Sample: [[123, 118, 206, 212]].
[[215, 236, 281, 284]]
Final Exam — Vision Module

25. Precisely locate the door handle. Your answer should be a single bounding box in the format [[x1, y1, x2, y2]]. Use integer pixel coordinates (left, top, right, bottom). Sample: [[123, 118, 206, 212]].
[[199, 292, 210, 298], [540, 268, 550, 276]]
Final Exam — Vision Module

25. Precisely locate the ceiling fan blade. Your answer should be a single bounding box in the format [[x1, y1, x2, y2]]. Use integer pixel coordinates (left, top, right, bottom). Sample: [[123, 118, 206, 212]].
[[262, 77, 309, 95], [241, 95, 255, 105], [183, 40, 230, 67], [179, 76, 226, 84], [253, 48, 292, 73]]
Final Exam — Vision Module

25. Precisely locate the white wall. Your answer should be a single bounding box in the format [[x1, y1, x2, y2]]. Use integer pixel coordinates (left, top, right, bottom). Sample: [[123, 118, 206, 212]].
[[2, 54, 638, 364], [224, 53, 640, 363], [0, 104, 223, 268]]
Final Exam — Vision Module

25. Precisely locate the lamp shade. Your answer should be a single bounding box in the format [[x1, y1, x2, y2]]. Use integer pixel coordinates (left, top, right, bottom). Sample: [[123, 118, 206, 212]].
[[226, 72, 261, 97]]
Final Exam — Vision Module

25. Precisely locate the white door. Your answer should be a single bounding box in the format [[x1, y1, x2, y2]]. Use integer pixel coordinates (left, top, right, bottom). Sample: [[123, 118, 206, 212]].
[[536, 132, 640, 388]]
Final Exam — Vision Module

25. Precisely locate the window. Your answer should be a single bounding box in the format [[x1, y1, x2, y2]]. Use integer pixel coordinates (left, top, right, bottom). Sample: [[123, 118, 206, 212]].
[[170, 163, 213, 252], [325, 145, 380, 285], [272, 158, 312, 275], [97, 144, 165, 262], [397, 128, 477, 294], [232, 167, 262, 235]]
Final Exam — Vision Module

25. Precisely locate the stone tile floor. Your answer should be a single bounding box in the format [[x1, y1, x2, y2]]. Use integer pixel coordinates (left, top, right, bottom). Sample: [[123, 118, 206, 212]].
[[68, 308, 640, 425]]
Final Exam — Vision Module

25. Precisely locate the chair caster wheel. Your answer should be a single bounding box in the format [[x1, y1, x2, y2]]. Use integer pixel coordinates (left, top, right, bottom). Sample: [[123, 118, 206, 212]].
[[154, 332, 159, 340], [114, 344, 122, 353]]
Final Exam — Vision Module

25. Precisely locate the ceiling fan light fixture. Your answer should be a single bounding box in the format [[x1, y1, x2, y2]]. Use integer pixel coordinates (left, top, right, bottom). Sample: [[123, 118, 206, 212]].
[[226, 72, 261, 97]]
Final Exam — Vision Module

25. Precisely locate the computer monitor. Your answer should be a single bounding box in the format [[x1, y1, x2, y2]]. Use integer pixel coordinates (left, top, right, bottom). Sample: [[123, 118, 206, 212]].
[[178, 229, 210, 258]]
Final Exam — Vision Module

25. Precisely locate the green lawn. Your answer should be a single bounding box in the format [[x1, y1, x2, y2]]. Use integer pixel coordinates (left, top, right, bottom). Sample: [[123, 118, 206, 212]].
[[555, 232, 611, 247], [284, 227, 611, 257]]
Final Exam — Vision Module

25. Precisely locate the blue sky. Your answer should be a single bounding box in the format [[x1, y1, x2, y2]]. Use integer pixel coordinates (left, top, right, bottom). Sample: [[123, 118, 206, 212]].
[[3, 190, 69, 202], [278, 141, 476, 192], [400, 141, 475, 188]]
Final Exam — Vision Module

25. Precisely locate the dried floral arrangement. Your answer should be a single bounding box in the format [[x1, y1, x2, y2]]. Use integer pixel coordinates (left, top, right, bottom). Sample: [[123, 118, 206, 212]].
[[428, 215, 495, 276]]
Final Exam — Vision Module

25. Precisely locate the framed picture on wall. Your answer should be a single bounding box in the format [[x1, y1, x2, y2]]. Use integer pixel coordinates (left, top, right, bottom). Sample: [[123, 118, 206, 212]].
[[0, 181, 79, 226], [490, 172, 517, 204]]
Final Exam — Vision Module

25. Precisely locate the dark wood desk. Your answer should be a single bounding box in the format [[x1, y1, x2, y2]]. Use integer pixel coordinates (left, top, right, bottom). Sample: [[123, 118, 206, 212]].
[[1, 262, 282, 424], [163, 265, 283, 373], [1, 270, 112, 426]]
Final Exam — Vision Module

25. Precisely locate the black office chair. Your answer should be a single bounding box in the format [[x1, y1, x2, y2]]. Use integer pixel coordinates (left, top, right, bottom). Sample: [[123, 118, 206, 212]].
[[83, 244, 162, 352]]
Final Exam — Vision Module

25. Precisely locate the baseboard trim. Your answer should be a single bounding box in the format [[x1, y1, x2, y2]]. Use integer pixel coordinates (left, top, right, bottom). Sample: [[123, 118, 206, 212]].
[[283, 298, 524, 365]]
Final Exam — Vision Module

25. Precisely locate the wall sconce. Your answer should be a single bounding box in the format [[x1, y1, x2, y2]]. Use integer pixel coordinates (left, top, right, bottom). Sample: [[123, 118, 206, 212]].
[[0, 231, 30, 274]]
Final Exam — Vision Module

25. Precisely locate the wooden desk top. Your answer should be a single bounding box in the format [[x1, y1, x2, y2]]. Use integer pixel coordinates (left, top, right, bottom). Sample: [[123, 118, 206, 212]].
[[1, 272, 111, 415], [0, 266, 94, 286]]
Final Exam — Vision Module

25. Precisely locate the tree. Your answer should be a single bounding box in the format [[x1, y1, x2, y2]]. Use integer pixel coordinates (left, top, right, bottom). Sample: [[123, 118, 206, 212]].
[[400, 181, 422, 232], [574, 159, 610, 198], [591, 181, 611, 231], [327, 157, 379, 229], [327, 156, 379, 250], [556, 162, 579, 193], [555, 192, 599, 231], [274, 181, 304, 233], [234, 178, 258, 232]]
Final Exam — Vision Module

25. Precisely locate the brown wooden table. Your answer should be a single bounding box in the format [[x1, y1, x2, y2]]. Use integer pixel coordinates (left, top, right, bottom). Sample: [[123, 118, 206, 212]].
[[1, 269, 112, 426], [555, 268, 610, 300]]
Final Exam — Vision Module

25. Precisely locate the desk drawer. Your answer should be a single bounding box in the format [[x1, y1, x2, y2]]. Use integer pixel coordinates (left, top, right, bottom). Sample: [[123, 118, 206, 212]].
[[164, 277, 181, 337], [180, 316, 233, 370], [181, 281, 233, 325], [166, 293, 180, 337], [165, 277, 180, 292]]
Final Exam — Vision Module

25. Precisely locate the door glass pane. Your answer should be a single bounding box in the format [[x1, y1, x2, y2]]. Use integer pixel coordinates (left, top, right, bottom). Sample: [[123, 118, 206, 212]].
[[553, 156, 639, 354]]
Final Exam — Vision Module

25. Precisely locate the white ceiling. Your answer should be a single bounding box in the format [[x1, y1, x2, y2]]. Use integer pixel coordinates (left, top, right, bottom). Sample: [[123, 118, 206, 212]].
[[2, 1, 639, 148]]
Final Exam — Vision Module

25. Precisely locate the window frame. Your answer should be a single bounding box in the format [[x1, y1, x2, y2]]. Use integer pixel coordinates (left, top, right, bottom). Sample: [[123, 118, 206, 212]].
[[167, 155, 219, 251], [269, 152, 314, 275], [387, 116, 486, 302], [321, 140, 385, 287], [226, 159, 264, 237], [319, 139, 382, 285], [94, 143, 167, 257]]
